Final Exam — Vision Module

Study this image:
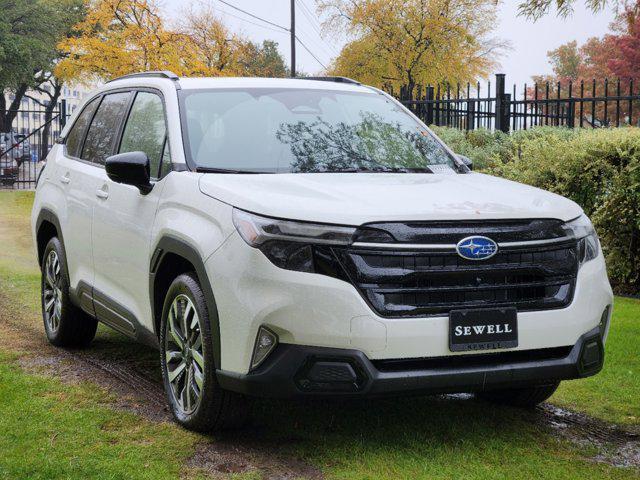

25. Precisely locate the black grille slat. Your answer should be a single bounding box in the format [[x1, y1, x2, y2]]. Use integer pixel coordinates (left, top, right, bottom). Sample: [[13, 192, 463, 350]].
[[333, 222, 578, 318], [354, 219, 568, 244], [374, 283, 573, 315]]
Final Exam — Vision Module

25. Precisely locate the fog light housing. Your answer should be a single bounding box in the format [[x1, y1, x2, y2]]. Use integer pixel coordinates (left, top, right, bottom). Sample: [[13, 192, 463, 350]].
[[250, 326, 278, 370]]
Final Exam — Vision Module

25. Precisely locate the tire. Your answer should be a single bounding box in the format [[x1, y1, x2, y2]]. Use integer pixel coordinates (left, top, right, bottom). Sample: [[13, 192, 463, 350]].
[[476, 382, 560, 408], [41, 237, 98, 347], [159, 272, 250, 432]]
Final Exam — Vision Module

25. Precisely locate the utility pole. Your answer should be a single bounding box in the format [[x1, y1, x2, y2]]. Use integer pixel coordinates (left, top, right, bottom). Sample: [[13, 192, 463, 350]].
[[290, 0, 296, 78]]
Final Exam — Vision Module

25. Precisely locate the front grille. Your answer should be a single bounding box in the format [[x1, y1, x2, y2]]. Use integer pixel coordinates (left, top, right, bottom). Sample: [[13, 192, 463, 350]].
[[331, 220, 578, 318]]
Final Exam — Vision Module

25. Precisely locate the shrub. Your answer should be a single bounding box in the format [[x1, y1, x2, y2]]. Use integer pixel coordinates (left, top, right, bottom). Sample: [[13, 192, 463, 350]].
[[431, 126, 640, 294], [430, 126, 512, 169]]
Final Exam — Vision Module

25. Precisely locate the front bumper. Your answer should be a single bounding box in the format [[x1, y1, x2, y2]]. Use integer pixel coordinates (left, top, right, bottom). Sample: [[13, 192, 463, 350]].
[[207, 232, 614, 374], [217, 326, 604, 398]]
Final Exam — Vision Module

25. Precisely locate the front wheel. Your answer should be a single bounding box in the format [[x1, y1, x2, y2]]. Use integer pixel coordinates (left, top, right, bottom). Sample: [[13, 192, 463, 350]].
[[476, 382, 560, 408], [159, 272, 250, 432]]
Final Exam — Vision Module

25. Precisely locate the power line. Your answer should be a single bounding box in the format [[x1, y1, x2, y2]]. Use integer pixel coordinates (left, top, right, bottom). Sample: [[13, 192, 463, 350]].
[[296, 29, 335, 60], [296, 35, 327, 69], [216, 0, 289, 32], [213, 0, 329, 72], [296, 0, 323, 37], [216, 7, 290, 36], [295, 0, 339, 56]]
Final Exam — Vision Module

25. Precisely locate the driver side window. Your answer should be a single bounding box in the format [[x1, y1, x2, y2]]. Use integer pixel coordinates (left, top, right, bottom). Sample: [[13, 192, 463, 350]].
[[119, 92, 168, 179]]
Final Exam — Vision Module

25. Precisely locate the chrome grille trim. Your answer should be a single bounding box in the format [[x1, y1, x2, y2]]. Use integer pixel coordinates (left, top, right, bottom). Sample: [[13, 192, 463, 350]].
[[351, 235, 574, 251]]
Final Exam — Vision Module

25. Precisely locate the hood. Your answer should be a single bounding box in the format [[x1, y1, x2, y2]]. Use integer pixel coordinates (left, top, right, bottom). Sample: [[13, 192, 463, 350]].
[[198, 172, 582, 225]]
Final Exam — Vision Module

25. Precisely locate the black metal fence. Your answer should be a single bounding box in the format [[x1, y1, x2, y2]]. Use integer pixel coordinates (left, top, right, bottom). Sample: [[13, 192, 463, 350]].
[[0, 100, 68, 189], [398, 74, 640, 132]]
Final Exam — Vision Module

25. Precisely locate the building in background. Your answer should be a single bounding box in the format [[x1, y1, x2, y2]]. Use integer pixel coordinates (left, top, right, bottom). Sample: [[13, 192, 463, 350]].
[[4, 82, 94, 137]]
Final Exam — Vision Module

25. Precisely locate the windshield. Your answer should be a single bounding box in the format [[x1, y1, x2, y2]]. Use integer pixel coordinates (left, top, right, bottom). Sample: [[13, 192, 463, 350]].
[[179, 88, 459, 174]]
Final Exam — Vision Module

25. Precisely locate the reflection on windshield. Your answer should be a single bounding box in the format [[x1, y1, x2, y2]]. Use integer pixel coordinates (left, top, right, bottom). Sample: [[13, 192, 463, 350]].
[[276, 112, 448, 173], [180, 88, 457, 174]]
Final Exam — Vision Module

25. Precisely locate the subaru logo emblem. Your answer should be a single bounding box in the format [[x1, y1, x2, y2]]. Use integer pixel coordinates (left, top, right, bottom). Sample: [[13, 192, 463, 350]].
[[456, 236, 498, 260]]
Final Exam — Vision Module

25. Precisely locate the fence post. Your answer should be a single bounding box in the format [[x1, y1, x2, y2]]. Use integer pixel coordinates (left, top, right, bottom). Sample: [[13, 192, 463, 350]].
[[494, 73, 510, 133], [425, 86, 434, 125], [466, 100, 475, 131], [567, 81, 575, 128], [60, 99, 67, 129]]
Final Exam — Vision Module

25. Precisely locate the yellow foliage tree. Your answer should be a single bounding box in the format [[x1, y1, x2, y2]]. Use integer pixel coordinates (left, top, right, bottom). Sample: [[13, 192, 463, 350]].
[[318, 0, 507, 98], [55, 0, 191, 81], [55, 0, 256, 82], [178, 3, 247, 77]]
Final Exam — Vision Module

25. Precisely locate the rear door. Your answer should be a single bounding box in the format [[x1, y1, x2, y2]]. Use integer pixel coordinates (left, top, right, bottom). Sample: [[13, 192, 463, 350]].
[[91, 90, 170, 336], [54, 96, 101, 303]]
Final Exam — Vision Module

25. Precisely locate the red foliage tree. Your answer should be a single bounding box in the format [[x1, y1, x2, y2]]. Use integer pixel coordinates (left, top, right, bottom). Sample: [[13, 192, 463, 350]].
[[607, 7, 640, 79], [526, 1, 640, 126]]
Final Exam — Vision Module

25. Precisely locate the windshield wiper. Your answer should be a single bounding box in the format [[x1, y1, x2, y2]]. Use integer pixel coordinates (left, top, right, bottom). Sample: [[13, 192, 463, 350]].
[[325, 166, 434, 174], [195, 167, 272, 174]]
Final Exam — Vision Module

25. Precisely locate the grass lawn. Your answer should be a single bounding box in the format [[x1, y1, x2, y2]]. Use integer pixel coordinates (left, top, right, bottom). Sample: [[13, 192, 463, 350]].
[[554, 296, 640, 425], [0, 350, 201, 480], [0, 190, 638, 480]]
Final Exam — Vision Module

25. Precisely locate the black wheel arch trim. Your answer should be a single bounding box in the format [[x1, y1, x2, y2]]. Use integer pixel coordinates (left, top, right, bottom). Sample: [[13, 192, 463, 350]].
[[35, 208, 66, 268], [150, 236, 222, 368]]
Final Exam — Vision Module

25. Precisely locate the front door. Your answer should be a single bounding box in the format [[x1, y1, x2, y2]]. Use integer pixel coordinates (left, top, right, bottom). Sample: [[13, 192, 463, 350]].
[[91, 91, 170, 336]]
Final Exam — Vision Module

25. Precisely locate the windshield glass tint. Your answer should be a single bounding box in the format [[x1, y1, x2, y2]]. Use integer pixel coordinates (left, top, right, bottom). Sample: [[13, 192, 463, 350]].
[[180, 89, 457, 173]]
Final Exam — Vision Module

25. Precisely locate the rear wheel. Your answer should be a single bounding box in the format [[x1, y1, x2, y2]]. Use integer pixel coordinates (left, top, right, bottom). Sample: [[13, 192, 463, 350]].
[[160, 272, 250, 432], [476, 382, 560, 408], [41, 237, 97, 347]]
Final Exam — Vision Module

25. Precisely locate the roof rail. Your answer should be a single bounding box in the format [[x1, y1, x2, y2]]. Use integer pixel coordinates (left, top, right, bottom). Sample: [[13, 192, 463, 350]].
[[107, 71, 180, 83], [301, 76, 361, 85]]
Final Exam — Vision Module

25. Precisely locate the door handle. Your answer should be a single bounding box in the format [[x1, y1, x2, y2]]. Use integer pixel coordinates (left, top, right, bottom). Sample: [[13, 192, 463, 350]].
[[96, 186, 109, 199], [59, 173, 70, 184]]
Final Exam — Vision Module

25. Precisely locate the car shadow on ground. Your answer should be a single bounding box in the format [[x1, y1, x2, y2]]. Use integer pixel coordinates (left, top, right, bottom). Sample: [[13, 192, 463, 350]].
[[82, 325, 640, 476]]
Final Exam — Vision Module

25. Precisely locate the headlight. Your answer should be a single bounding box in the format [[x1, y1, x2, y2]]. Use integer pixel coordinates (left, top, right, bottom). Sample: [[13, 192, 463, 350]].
[[232, 208, 356, 273], [563, 214, 599, 265], [232, 209, 356, 247]]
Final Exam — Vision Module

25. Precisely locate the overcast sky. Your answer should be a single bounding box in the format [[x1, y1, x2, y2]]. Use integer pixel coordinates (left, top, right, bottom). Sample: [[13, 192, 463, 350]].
[[163, 0, 616, 91]]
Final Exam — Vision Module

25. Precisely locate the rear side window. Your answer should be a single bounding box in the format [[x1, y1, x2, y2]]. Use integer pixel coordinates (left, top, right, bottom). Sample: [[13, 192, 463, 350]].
[[82, 92, 131, 165], [119, 92, 167, 178], [65, 97, 100, 158]]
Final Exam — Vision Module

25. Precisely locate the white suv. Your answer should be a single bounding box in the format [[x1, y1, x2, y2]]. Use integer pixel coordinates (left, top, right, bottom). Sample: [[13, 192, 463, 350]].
[[31, 72, 613, 431]]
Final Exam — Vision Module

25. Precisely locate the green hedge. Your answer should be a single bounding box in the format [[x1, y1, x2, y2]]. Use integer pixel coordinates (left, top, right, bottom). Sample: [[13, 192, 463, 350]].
[[431, 126, 640, 294]]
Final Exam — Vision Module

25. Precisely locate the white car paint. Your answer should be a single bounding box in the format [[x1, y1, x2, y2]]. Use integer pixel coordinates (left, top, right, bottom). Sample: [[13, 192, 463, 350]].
[[31, 75, 613, 379], [198, 171, 583, 225]]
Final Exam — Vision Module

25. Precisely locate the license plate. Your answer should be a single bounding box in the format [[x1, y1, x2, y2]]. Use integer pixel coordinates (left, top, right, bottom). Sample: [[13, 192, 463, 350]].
[[449, 308, 518, 352]]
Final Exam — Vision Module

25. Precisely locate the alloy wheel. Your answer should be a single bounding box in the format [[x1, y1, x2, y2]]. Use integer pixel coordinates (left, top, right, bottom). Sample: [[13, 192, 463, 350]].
[[164, 294, 205, 415], [43, 250, 62, 332]]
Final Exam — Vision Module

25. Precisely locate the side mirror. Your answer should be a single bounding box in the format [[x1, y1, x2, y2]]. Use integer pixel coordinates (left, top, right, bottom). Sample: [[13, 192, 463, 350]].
[[105, 151, 152, 194], [457, 154, 473, 171]]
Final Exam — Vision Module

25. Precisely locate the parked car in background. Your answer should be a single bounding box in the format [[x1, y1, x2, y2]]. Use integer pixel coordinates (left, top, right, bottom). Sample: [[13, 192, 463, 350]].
[[14, 133, 32, 166], [0, 132, 19, 185], [31, 72, 613, 433]]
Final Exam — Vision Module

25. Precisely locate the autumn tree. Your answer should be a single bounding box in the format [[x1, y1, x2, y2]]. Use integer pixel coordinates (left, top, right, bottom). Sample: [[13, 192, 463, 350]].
[[608, 3, 640, 79], [239, 41, 288, 78], [179, 3, 246, 76], [527, 1, 640, 125], [57, 0, 290, 82], [516, 0, 622, 19], [318, 0, 506, 99], [56, 0, 196, 81]]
